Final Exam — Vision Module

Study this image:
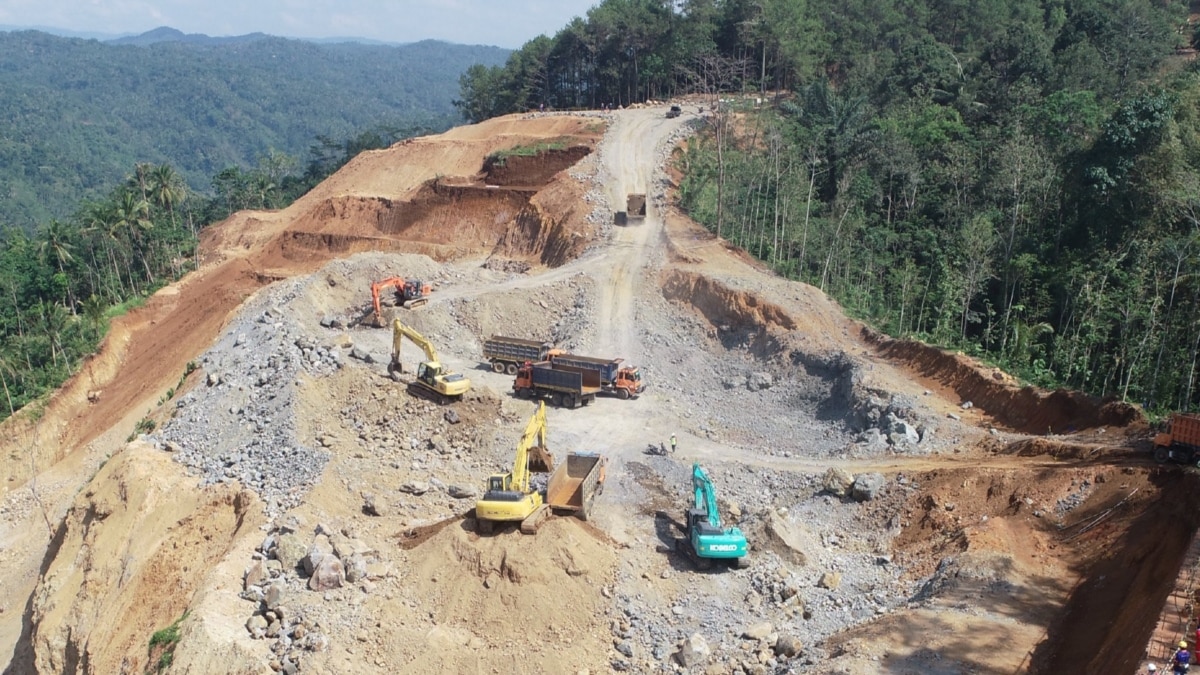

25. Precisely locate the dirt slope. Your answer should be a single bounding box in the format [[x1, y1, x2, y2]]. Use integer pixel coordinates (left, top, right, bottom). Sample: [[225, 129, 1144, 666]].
[[0, 105, 1183, 675]]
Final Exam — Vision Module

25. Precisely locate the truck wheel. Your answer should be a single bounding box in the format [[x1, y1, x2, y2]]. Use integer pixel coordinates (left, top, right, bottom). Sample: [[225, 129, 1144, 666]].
[[491, 361, 505, 373], [618, 388, 630, 401], [1155, 446, 1170, 463], [552, 392, 564, 407], [506, 363, 519, 376]]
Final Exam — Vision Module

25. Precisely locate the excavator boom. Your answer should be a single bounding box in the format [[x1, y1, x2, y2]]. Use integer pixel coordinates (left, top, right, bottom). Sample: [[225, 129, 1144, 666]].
[[692, 462, 723, 529], [390, 319, 470, 402]]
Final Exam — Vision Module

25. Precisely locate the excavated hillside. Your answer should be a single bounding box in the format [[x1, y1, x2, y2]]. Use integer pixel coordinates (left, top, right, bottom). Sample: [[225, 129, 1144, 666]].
[[0, 105, 1193, 675]]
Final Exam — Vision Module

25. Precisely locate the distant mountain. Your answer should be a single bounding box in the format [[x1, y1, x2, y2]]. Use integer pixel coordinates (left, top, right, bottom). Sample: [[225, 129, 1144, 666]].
[[106, 26, 273, 46], [0, 30, 509, 227], [0, 24, 126, 41]]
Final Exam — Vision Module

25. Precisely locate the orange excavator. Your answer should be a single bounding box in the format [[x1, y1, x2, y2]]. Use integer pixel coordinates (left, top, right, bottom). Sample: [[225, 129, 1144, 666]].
[[370, 277, 432, 326]]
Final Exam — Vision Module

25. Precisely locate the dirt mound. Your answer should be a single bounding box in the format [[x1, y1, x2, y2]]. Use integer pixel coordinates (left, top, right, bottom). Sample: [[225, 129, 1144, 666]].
[[394, 516, 617, 671], [865, 329, 1145, 434], [18, 443, 261, 675]]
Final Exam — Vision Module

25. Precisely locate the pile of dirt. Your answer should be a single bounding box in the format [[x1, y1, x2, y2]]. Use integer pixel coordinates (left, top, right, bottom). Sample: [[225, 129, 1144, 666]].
[[17, 443, 261, 675]]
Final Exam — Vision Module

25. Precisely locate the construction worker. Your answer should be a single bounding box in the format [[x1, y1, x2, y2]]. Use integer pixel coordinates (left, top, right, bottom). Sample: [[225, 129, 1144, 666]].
[[1174, 640, 1192, 674], [670, 434, 677, 453]]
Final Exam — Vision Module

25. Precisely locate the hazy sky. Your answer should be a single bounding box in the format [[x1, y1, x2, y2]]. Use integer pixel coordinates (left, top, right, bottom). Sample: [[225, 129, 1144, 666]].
[[0, 0, 599, 48]]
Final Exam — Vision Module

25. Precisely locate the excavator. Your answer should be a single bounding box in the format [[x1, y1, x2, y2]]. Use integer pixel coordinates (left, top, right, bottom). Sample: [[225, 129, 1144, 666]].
[[678, 462, 749, 570], [370, 277, 432, 326], [474, 400, 555, 534], [389, 319, 470, 404]]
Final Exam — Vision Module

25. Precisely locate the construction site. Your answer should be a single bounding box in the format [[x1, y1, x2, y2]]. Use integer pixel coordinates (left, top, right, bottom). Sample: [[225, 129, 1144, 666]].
[[2, 106, 1199, 675]]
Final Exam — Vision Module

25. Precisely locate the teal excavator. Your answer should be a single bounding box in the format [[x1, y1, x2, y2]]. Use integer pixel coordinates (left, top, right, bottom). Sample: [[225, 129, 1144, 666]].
[[680, 462, 749, 569]]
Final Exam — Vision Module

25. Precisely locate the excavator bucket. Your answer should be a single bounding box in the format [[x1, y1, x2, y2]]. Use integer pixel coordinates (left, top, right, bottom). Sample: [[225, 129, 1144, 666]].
[[528, 445, 554, 473]]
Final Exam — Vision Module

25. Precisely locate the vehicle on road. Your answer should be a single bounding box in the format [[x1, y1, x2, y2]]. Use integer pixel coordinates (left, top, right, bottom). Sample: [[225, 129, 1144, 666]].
[[550, 353, 644, 400], [483, 336, 561, 375], [1155, 413, 1200, 466], [370, 276, 431, 326], [513, 361, 600, 408]]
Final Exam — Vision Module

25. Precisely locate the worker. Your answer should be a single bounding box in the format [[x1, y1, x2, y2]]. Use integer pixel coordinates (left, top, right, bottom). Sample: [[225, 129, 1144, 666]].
[[670, 434, 677, 453], [1173, 640, 1191, 674]]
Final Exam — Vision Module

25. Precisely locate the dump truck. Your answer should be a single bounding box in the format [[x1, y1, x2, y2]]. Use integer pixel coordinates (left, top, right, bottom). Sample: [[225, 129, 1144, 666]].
[[483, 336, 561, 375], [1154, 412, 1200, 465], [520, 451, 607, 534], [513, 361, 600, 408], [614, 194, 646, 226], [550, 353, 645, 400]]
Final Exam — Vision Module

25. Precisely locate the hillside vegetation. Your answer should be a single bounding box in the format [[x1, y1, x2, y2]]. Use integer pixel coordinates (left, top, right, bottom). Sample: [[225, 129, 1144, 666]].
[[460, 0, 1200, 414], [0, 29, 507, 227]]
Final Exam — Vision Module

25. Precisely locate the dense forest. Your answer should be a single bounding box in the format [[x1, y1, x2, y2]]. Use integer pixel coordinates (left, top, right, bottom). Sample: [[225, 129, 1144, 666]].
[[0, 29, 508, 227], [458, 0, 1200, 414], [0, 127, 411, 420]]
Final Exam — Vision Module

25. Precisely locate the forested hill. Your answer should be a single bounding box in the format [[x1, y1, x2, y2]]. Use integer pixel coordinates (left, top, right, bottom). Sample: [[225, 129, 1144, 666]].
[[0, 29, 508, 227], [458, 0, 1200, 413]]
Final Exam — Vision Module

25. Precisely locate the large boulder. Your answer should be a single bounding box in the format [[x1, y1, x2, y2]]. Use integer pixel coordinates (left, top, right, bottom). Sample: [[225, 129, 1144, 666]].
[[822, 468, 855, 497], [308, 555, 345, 591], [851, 473, 886, 502], [303, 534, 334, 576], [274, 532, 308, 573], [675, 633, 711, 668]]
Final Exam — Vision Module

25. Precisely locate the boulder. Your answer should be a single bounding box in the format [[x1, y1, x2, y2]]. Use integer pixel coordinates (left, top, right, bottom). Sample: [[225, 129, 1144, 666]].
[[274, 532, 308, 572], [345, 554, 369, 583], [822, 468, 855, 497], [303, 534, 334, 576], [742, 622, 774, 641], [818, 572, 842, 590], [400, 481, 430, 496], [308, 555, 345, 591], [674, 633, 711, 668], [851, 473, 885, 502], [448, 484, 477, 499], [774, 635, 802, 658], [444, 409, 461, 425], [265, 581, 286, 611], [244, 560, 267, 590], [363, 493, 387, 517], [246, 615, 268, 639], [350, 346, 375, 364]]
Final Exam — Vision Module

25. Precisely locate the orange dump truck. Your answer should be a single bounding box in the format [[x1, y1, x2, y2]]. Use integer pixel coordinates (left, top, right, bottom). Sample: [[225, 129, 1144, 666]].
[[1154, 413, 1200, 465]]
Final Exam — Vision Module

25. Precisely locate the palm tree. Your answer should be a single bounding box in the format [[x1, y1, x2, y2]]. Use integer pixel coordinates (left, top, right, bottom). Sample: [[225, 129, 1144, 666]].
[[149, 164, 187, 235], [37, 219, 77, 313], [112, 190, 154, 283], [81, 201, 128, 297]]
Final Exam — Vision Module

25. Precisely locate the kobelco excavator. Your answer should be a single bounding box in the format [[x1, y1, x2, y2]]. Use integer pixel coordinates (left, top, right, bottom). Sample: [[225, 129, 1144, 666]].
[[389, 319, 470, 404], [474, 400, 555, 534], [679, 462, 749, 569]]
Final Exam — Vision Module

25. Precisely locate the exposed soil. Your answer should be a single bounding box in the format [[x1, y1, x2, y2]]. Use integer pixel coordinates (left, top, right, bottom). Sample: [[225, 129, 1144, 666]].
[[0, 106, 1194, 675]]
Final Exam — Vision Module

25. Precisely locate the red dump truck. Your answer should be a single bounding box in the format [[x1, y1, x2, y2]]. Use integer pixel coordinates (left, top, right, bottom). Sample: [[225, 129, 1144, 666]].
[[550, 353, 645, 400], [521, 452, 607, 533], [1154, 413, 1200, 465], [513, 361, 601, 408]]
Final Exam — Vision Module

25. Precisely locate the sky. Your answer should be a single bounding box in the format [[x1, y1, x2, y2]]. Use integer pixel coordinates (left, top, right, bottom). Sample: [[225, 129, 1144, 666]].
[[0, 0, 599, 48]]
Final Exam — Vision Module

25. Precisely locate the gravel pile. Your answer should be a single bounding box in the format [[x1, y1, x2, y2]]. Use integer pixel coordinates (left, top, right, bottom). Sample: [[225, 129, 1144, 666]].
[[153, 278, 333, 514]]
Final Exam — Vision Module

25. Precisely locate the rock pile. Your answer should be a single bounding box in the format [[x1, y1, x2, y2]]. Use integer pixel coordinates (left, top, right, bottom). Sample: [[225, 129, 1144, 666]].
[[154, 281, 333, 513], [239, 519, 389, 672]]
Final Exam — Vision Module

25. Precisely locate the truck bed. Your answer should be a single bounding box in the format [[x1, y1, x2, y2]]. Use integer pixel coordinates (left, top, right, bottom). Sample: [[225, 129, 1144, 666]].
[[1169, 413, 1200, 447], [546, 453, 604, 515]]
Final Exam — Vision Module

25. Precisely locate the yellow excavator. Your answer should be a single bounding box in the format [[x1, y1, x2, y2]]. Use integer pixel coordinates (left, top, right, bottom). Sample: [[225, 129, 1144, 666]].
[[389, 319, 471, 404], [475, 400, 555, 534]]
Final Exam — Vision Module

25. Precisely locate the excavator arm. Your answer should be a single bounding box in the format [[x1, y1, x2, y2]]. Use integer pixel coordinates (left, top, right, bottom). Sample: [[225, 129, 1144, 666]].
[[391, 318, 439, 371], [511, 401, 553, 492], [692, 462, 723, 529]]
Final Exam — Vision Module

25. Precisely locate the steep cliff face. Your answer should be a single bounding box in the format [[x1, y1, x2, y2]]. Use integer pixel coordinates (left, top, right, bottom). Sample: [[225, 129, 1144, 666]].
[[23, 443, 261, 674]]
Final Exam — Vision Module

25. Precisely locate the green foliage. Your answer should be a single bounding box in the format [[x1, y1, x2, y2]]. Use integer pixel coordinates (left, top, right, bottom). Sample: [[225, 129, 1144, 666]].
[[147, 611, 189, 674], [661, 0, 1200, 413], [135, 417, 156, 434], [0, 31, 508, 227], [487, 140, 570, 164], [0, 124, 395, 423]]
